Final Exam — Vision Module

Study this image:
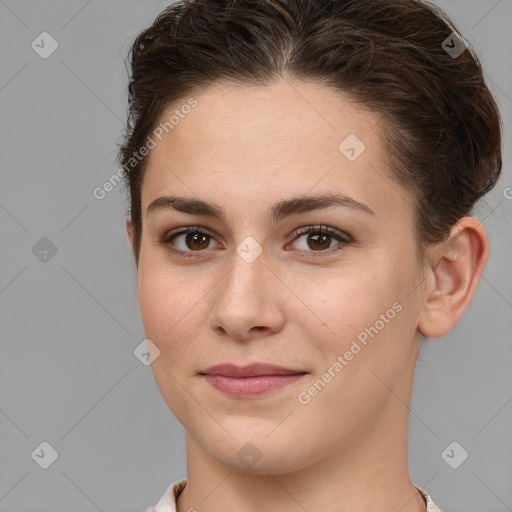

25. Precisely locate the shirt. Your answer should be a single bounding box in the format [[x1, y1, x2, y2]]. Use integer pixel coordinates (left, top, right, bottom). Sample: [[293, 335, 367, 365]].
[[145, 478, 442, 512]]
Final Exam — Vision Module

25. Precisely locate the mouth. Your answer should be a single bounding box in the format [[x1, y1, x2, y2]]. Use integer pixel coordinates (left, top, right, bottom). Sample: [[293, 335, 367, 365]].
[[199, 363, 307, 397], [200, 362, 307, 377]]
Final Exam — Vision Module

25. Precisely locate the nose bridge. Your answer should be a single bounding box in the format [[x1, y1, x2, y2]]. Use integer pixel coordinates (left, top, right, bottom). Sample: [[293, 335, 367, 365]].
[[208, 239, 285, 339], [220, 230, 267, 291], [219, 241, 268, 309]]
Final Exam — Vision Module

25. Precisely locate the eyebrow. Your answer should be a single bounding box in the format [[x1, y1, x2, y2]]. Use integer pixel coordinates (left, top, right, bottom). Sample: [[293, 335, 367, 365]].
[[146, 192, 375, 223]]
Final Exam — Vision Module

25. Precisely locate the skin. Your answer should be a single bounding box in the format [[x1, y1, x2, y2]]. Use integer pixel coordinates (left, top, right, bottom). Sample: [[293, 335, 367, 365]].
[[126, 78, 488, 512]]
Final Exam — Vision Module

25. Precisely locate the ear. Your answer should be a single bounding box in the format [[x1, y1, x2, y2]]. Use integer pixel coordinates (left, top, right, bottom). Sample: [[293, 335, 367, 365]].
[[125, 217, 138, 266], [417, 216, 489, 338]]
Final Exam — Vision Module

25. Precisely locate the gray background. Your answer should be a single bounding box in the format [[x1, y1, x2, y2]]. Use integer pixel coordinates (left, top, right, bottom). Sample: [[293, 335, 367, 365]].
[[0, 1, 510, 511]]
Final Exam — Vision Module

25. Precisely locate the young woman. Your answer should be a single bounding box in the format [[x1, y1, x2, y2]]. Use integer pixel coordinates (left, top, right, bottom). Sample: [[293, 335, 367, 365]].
[[118, 1, 502, 510]]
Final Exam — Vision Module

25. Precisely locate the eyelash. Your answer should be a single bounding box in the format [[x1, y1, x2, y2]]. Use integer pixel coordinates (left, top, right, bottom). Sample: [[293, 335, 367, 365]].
[[158, 225, 353, 260]]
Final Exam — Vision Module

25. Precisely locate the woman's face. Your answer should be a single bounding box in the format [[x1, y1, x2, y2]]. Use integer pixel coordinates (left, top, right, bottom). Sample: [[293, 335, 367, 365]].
[[131, 78, 429, 474]]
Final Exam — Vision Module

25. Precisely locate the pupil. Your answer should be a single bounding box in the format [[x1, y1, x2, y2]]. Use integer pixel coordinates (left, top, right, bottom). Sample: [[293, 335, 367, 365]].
[[309, 233, 330, 250], [187, 233, 209, 250]]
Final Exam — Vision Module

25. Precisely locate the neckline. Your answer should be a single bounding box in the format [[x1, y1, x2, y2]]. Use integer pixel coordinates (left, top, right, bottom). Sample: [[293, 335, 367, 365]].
[[170, 480, 435, 511]]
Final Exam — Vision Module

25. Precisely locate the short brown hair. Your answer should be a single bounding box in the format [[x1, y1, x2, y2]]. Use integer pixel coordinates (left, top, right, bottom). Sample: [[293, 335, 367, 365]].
[[118, 0, 502, 261]]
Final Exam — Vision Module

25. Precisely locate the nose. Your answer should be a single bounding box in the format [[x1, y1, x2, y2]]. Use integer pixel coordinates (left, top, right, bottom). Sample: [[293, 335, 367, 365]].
[[207, 246, 286, 342]]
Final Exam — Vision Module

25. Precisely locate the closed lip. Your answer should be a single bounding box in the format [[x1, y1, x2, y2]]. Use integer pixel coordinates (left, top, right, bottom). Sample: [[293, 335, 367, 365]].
[[200, 363, 307, 377]]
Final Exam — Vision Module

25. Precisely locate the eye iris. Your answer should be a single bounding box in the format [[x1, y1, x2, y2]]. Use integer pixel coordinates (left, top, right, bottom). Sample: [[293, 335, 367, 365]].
[[187, 232, 209, 250], [308, 233, 331, 250]]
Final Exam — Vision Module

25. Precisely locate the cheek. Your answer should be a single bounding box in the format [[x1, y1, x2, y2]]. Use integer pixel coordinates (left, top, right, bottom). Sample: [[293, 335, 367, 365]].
[[136, 257, 212, 361], [137, 253, 182, 346], [137, 265, 164, 337], [294, 270, 414, 416], [298, 269, 396, 333], [136, 262, 204, 412], [297, 263, 415, 371]]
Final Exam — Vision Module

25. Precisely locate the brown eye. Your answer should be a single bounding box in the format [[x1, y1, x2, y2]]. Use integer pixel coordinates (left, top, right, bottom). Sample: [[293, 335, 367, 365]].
[[287, 225, 353, 257], [159, 226, 221, 258], [306, 233, 332, 251], [184, 232, 210, 250]]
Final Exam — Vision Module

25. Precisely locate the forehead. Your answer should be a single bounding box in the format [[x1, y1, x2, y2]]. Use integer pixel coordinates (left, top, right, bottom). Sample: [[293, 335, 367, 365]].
[[153, 78, 380, 160], [141, 78, 412, 225]]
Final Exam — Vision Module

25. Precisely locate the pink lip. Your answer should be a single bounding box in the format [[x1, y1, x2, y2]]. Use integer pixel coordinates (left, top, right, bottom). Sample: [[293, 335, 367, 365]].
[[200, 362, 305, 377], [203, 374, 305, 397], [200, 363, 307, 397]]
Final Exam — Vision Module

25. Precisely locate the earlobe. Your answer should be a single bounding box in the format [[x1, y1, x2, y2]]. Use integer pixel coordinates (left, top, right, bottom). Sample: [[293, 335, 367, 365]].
[[417, 216, 489, 338]]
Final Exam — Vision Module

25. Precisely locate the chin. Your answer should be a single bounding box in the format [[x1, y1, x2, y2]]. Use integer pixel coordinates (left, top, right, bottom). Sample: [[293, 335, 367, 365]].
[[202, 430, 306, 475]]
